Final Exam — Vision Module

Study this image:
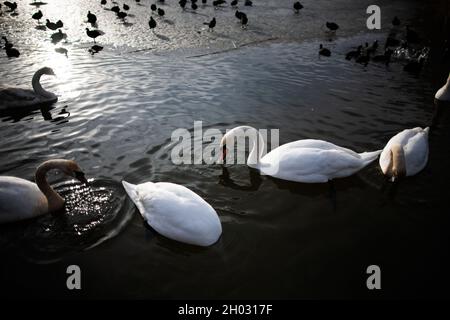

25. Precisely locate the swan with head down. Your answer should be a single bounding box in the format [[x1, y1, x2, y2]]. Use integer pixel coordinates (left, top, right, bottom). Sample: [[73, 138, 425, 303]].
[[219, 126, 382, 183], [0, 67, 58, 111], [0, 159, 88, 224]]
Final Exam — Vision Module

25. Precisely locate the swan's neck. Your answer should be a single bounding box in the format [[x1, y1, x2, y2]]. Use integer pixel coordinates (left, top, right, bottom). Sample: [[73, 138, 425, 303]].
[[35, 160, 65, 213], [246, 129, 265, 169], [32, 70, 53, 98], [387, 144, 406, 180]]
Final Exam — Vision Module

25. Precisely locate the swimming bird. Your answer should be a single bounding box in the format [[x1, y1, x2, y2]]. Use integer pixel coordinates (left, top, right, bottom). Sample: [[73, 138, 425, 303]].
[[4, 44, 20, 57], [372, 48, 393, 65], [148, 16, 157, 30], [123, 3, 129, 10], [0, 160, 88, 224], [111, 5, 120, 13], [101, 0, 107, 5], [151, 3, 157, 11], [179, 0, 186, 9], [213, 0, 226, 8], [0, 67, 57, 110], [345, 45, 362, 60], [219, 126, 382, 183], [392, 16, 400, 26], [55, 47, 68, 57], [117, 10, 127, 20], [231, 0, 237, 7], [379, 127, 429, 181], [326, 21, 339, 32], [240, 12, 248, 28], [51, 29, 67, 43], [135, 0, 140, 3], [122, 180, 222, 246], [55, 20, 63, 29], [86, 28, 103, 43], [293, 1, 303, 13], [87, 11, 97, 24], [191, 2, 198, 10], [88, 44, 103, 55], [204, 17, 216, 31], [3, 1, 17, 12], [46, 19, 63, 30], [202, 0, 207, 3], [435, 73, 450, 102], [235, 10, 243, 20], [244, 0, 252, 6], [157, 7, 165, 17], [1, 37, 20, 58], [319, 44, 331, 56], [32, 10, 43, 23]]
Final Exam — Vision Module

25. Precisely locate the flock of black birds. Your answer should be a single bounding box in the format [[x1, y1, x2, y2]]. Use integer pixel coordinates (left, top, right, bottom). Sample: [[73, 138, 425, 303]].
[[0, 0, 430, 72], [318, 15, 430, 74]]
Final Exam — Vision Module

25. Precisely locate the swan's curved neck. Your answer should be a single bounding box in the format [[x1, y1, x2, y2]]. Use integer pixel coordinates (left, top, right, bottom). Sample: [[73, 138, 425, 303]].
[[32, 70, 53, 98], [35, 160, 65, 213], [387, 144, 406, 180]]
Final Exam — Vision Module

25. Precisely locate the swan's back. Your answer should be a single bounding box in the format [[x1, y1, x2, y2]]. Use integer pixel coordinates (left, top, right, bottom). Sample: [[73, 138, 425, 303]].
[[122, 181, 222, 246], [0, 176, 47, 223], [260, 139, 380, 183], [0, 87, 56, 110], [380, 127, 429, 176]]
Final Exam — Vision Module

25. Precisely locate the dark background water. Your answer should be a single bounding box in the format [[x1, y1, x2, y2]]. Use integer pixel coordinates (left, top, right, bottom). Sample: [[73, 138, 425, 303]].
[[1, 0, 450, 299]]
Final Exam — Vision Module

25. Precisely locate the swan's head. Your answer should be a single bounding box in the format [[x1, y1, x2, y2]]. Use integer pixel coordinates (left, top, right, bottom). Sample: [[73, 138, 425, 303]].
[[60, 160, 89, 184], [39, 67, 56, 76]]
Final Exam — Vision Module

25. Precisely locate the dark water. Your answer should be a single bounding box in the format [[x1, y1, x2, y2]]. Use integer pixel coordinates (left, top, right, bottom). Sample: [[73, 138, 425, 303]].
[[1, 0, 450, 299]]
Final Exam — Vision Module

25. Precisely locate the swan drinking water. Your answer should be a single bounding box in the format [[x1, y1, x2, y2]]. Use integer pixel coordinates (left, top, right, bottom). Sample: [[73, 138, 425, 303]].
[[0, 159, 88, 224], [0, 67, 57, 110], [379, 127, 429, 180], [219, 126, 382, 183], [122, 181, 222, 246]]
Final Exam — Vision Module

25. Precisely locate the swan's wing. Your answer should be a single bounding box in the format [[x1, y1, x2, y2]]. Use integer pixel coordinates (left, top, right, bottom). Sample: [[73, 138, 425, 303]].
[[261, 145, 365, 183], [275, 139, 361, 158], [136, 182, 222, 246], [0, 177, 47, 223], [0, 88, 36, 101]]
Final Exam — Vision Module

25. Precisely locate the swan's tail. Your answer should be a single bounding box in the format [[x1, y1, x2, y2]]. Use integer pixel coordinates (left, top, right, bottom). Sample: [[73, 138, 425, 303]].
[[122, 180, 141, 203], [359, 149, 383, 165]]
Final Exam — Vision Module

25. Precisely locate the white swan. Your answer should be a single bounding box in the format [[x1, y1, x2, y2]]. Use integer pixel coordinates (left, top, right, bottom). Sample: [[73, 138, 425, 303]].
[[0, 67, 58, 110], [122, 181, 222, 247], [435, 72, 450, 102], [0, 159, 88, 224], [219, 126, 382, 183], [379, 127, 429, 180]]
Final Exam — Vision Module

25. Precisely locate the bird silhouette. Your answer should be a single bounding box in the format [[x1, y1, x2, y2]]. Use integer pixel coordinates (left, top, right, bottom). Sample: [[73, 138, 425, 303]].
[[86, 28, 103, 43], [87, 11, 97, 24], [326, 21, 339, 32], [293, 2, 303, 13], [32, 10, 43, 23], [157, 8, 165, 17], [319, 44, 331, 56], [149, 16, 157, 30], [3, 1, 17, 12], [204, 17, 216, 31]]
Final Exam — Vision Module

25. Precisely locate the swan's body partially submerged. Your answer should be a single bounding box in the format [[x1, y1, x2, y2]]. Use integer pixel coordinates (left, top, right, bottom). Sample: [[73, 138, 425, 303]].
[[0, 159, 87, 224], [122, 180, 222, 247], [379, 127, 429, 180], [220, 126, 382, 183], [0, 67, 58, 111]]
